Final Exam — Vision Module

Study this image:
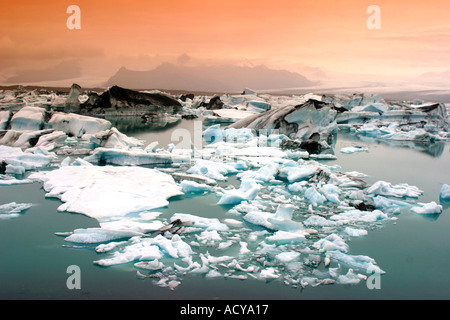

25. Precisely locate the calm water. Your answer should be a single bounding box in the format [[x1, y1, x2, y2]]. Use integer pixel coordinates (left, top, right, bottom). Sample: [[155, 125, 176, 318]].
[[0, 120, 449, 300]]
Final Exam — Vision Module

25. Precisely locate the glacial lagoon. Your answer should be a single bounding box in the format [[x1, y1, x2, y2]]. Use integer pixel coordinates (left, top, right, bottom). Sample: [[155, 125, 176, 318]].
[[1, 115, 449, 300]]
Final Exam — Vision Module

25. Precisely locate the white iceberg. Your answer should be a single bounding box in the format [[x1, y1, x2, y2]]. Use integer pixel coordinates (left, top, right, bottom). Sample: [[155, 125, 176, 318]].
[[170, 213, 229, 231], [0, 110, 11, 130], [187, 159, 240, 181], [46, 112, 112, 138], [0, 202, 33, 219], [84, 147, 190, 166], [217, 179, 261, 205], [179, 180, 212, 193], [340, 146, 368, 154], [304, 187, 327, 206], [9, 106, 46, 130], [0, 145, 56, 171], [410, 201, 443, 214], [29, 165, 183, 220], [367, 180, 423, 198], [440, 184, 450, 202]]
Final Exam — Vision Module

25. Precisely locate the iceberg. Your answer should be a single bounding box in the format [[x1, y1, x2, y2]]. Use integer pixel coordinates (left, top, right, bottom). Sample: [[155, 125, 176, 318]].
[[170, 213, 229, 231], [410, 201, 443, 214], [46, 112, 112, 138], [367, 180, 423, 198], [0, 145, 56, 171], [84, 147, 190, 166], [278, 161, 317, 183], [0, 202, 33, 219], [328, 250, 385, 274], [64, 228, 145, 243], [29, 165, 183, 220], [217, 179, 261, 205], [313, 234, 349, 253], [440, 184, 450, 202], [9, 106, 46, 130], [187, 159, 240, 181], [304, 187, 327, 206], [179, 180, 212, 193], [340, 146, 368, 154], [0, 110, 11, 130]]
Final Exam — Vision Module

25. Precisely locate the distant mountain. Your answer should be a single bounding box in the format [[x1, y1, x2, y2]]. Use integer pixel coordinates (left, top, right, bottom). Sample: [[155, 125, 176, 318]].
[[105, 63, 315, 92]]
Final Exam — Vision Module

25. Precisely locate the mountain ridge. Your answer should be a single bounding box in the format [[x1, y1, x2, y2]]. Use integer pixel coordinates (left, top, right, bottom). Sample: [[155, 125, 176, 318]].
[[105, 63, 316, 92]]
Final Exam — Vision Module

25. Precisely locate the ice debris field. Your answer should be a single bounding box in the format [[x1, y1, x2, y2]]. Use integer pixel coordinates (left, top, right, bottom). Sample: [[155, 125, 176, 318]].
[[1, 87, 449, 290]]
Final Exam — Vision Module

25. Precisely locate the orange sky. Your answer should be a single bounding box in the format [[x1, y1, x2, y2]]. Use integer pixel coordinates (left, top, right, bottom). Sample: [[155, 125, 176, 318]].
[[1, 0, 449, 88]]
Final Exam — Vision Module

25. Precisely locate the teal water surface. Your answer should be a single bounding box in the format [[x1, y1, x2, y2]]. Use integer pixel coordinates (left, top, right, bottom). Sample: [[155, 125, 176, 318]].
[[0, 121, 449, 300]]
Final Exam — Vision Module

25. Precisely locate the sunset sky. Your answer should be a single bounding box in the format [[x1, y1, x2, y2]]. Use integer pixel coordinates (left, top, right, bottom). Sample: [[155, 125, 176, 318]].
[[1, 0, 449, 89]]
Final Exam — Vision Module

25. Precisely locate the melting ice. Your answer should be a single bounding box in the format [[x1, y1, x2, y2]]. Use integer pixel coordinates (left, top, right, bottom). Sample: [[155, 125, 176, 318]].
[[1, 87, 449, 291]]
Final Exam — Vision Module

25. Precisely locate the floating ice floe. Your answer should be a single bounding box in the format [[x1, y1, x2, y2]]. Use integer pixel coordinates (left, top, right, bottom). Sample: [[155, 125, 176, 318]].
[[410, 201, 443, 214], [217, 179, 261, 205], [29, 164, 183, 220], [84, 147, 190, 166], [0, 145, 57, 172], [440, 184, 450, 202], [367, 180, 423, 198], [0, 202, 33, 219], [340, 146, 369, 154]]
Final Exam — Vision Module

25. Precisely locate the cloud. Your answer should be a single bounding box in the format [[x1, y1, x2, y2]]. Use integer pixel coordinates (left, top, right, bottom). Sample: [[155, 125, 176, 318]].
[[5, 59, 82, 84]]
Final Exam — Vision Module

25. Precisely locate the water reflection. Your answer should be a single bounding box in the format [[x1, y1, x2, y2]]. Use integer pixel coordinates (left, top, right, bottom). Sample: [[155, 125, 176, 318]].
[[347, 134, 446, 158], [103, 115, 182, 133]]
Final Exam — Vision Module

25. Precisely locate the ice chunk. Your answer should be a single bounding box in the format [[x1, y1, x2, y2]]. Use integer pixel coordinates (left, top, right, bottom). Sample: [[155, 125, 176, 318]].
[[344, 227, 368, 237], [217, 179, 261, 205], [330, 209, 388, 224], [187, 159, 239, 181], [196, 230, 222, 244], [304, 187, 327, 206], [170, 213, 229, 231], [0, 202, 33, 219], [179, 180, 212, 193], [320, 184, 341, 203], [440, 184, 450, 202], [410, 201, 443, 214], [259, 267, 280, 279], [313, 234, 349, 253], [237, 163, 278, 183], [134, 260, 164, 271], [10, 106, 46, 130], [0, 110, 11, 130], [243, 210, 277, 230], [328, 250, 385, 274], [266, 230, 307, 243], [278, 162, 317, 183], [336, 269, 363, 285], [373, 195, 412, 213], [367, 180, 423, 198], [29, 165, 183, 220], [275, 251, 301, 263], [340, 146, 368, 154], [94, 242, 162, 266], [303, 215, 340, 227], [0, 145, 55, 171], [267, 204, 304, 232], [84, 147, 190, 166], [46, 112, 112, 138], [64, 228, 143, 243], [102, 127, 145, 149]]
